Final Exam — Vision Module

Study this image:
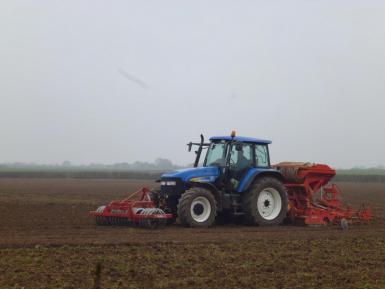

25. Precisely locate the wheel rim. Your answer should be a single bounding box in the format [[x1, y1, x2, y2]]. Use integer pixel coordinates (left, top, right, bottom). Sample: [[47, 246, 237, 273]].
[[257, 187, 282, 220], [190, 196, 211, 223]]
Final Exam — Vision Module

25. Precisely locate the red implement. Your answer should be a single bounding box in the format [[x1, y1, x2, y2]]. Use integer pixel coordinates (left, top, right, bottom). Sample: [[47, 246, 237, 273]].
[[274, 162, 372, 226], [89, 187, 173, 229]]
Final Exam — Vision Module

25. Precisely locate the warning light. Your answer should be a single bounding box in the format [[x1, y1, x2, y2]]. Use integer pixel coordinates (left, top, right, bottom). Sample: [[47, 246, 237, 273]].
[[231, 130, 236, 138]]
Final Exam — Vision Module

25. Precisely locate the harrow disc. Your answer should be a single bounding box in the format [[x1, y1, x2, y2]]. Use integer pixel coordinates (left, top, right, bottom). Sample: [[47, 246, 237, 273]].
[[96, 205, 106, 213], [138, 208, 167, 229], [95, 215, 131, 226]]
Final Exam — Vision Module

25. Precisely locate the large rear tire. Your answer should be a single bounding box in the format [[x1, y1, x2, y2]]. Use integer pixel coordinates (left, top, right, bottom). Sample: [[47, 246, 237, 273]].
[[177, 187, 217, 227], [242, 177, 288, 226]]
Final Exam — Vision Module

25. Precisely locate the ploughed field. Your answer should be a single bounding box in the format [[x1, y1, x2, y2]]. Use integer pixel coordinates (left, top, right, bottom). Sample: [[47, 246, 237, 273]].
[[0, 178, 384, 289]]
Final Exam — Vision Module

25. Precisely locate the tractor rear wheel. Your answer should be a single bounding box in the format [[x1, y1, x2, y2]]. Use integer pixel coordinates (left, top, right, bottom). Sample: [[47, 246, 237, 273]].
[[242, 177, 288, 226], [177, 187, 217, 227]]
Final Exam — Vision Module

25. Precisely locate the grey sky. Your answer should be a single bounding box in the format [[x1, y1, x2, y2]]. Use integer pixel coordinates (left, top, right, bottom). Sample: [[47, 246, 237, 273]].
[[1, 1, 384, 168]]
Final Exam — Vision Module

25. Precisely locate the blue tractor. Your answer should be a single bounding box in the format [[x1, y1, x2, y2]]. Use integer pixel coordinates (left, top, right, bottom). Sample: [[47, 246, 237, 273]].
[[155, 132, 288, 227]]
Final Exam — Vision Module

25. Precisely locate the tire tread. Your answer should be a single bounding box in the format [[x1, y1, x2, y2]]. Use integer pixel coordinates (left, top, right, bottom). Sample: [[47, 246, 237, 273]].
[[177, 187, 217, 227]]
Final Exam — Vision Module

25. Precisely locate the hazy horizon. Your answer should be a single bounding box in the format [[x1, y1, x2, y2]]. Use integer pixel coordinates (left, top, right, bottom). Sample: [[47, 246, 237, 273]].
[[2, 159, 385, 170], [1, 1, 385, 168]]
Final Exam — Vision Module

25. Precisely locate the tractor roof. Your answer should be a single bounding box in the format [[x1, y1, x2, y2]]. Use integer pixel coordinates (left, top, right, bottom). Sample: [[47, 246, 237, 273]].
[[210, 136, 272, 144]]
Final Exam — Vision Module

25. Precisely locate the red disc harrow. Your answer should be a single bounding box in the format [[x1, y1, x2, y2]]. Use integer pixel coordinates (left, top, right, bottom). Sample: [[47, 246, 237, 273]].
[[89, 187, 173, 229]]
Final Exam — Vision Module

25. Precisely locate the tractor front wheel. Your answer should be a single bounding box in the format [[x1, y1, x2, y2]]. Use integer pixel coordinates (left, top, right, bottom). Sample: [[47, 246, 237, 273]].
[[177, 187, 217, 227]]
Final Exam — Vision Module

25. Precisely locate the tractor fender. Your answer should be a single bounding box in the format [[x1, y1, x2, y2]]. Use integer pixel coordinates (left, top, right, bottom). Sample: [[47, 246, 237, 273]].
[[237, 168, 284, 193], [185, 181, 223, 211]]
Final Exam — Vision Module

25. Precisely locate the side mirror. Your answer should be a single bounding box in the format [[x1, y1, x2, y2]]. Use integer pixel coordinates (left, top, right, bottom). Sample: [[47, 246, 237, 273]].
[[187, 142, 192, 152]]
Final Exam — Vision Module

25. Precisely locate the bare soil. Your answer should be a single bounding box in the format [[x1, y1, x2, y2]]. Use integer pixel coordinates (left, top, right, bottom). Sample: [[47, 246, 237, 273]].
[[0, 178, 384, 289]]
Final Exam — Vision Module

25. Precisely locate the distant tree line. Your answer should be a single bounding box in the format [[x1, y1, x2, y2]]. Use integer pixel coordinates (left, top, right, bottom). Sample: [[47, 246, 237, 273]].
[[0, 170, 162, 180], [1, 162, 385, 182], [0, 158, 182, 172]]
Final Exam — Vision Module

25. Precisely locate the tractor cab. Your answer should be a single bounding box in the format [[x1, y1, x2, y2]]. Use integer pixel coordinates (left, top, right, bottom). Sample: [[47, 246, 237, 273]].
[[203, 135, 271, 188], [184, 132, 274, 192]]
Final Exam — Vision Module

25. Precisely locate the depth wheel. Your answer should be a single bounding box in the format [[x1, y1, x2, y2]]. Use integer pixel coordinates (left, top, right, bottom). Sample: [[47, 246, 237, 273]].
[[242, 177, 288, 226], [177, 187, 217, 227]]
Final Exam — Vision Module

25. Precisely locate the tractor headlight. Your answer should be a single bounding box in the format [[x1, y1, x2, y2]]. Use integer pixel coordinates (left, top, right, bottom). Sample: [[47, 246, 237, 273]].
[[161, 181, 176, 186]]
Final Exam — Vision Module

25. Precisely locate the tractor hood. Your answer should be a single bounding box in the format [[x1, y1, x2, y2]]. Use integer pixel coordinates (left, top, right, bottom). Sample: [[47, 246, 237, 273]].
[[161, 167, 220, 183]]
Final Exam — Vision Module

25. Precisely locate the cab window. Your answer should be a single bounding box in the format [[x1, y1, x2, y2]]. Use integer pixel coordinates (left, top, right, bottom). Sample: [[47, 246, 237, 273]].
[[255, 145, 269, 167], [229, 143, 253, 171], [205, 141, 227, 166]]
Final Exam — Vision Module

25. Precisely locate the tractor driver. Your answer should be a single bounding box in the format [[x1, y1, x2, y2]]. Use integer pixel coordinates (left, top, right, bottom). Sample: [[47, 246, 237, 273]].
[[230, 143, 253, 186]]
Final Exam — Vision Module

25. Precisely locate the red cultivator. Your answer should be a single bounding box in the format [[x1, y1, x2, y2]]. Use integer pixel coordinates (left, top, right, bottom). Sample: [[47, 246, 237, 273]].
[[89, 188, 173, 229], [274, 162, 372, 225]]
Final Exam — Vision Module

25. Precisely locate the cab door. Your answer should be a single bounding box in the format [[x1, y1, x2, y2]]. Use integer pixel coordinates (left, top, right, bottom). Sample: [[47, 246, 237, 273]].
[[228, 143, 254, 185]]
